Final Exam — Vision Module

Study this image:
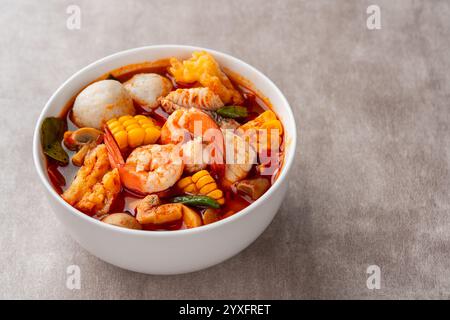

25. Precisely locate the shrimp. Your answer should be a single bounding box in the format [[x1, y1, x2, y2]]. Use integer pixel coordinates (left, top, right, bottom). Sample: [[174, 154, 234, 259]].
[[159, 88, 224, 113], [223, 130, 257, 186], [104, 128, 184, 194], [160, 108, 225, 175], [181, 137, 209, 174]]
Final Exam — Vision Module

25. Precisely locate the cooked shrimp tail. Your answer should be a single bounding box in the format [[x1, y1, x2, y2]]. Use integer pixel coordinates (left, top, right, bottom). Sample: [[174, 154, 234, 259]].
[[105, 126, 146, 195], [104, 126, 125, 169]]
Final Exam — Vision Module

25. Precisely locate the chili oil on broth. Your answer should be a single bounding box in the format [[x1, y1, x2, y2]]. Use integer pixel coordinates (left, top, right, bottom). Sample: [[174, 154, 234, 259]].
[[46, 60, 285, 230]]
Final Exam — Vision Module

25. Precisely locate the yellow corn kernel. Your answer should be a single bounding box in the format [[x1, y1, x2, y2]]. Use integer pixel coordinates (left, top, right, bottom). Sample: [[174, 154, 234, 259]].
[[139, 120, 153, 127], [125, 123, 140, 131], [128, 127, 145, 148], [144, 127, 160, 144], [199, 182, 217, 195], [207, 190, 224, 204], [142, 123, 161, 131], [114, 130, 128, 149], [177, 177, 198, 194], [122, 119, 138, 127], [107, 118, 117, 125], [177, 177, 194, 189], [108, 121, 122, 132], [110, 125, 124, 135], [206, 189, 222, 199], [141, 123, 154, 129], [137, 116, 154, 125], [192, 170, 209, 183], [118, 115, 133, 123], [134, 115, 148, 121], [196, 175, 215, 189], [184, 184, 198, 194]]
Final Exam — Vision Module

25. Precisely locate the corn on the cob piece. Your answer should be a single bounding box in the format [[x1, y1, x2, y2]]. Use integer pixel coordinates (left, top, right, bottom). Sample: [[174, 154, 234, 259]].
[[176, 170, 225, 205], [176, 176, 198, 194], [106, 115, 161, 150], [192, 170, 225, 205]]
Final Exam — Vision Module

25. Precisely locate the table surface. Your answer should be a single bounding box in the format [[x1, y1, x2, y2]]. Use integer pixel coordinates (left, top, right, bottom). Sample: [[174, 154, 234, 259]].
[[1, 0, 449, 299]]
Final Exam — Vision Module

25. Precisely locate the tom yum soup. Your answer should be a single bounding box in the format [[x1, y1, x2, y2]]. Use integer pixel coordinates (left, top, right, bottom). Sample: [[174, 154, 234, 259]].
[[41, 51, 285, 231]]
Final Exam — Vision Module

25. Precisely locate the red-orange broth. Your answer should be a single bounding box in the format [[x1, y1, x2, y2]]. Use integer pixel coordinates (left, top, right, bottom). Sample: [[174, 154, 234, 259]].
[[46, 61, 284, 231]]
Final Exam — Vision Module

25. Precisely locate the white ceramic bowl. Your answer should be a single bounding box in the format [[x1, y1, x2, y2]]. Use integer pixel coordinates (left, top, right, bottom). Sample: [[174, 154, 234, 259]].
[[33, 45, 297, 275]]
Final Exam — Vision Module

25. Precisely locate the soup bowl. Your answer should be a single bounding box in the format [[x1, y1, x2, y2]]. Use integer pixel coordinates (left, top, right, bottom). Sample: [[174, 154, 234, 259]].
[[33, 45, 297, 274]]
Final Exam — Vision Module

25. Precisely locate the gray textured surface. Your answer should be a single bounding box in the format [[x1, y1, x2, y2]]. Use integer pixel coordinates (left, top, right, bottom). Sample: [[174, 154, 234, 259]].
[[1, 0, 449, 299]]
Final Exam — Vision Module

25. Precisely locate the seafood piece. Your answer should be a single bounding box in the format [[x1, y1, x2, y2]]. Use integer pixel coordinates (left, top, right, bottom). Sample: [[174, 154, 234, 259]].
[[159, 88, 224, 113], [136, 197, 201, 228], [72, 80, 135, 129], [169, 51, 243, 105], [181, 137, 209, 173], [104, 129, 183, 194], [124, 73, 172, 111], [136, 194, 161, 211], [223, 130, 257, 186], [217, 117, 240, 130], [136, 195, 183, 225], [62, 145, 121, 215], [160, 108, 224, 174], [102, 213, 142, 230], [160, 108, 221, 144]]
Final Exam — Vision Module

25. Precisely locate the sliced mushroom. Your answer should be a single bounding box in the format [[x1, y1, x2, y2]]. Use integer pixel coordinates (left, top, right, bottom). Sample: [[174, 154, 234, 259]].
[[71, 141, 96, 166], [63, 128, 103, 166], [64, 127, 103, 150], [235, 178, 270, 200], [102, 213, 142, 230]]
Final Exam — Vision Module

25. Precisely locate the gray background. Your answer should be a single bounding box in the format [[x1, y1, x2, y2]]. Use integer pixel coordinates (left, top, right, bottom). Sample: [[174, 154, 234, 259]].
[[1, 0, 449, 299]]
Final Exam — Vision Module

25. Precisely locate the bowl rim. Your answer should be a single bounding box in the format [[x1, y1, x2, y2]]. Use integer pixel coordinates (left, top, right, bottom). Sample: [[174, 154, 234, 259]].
[[32, 44, 297, 237]]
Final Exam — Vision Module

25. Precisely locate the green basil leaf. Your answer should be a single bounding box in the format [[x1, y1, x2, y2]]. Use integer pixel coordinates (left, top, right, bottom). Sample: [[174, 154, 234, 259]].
[[172, 195, 220, 209], [41, 117, 69, 165], [216, 106, 248, 119]]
